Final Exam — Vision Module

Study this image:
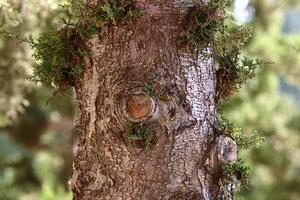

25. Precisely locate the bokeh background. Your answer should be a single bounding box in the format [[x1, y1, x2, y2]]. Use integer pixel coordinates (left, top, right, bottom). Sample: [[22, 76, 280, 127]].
[[0, 0, 300, 199]]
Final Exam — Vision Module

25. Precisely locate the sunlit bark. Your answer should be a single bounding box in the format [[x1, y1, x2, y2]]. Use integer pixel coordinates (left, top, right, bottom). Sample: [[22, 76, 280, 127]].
[[71, 1, 237, 199]]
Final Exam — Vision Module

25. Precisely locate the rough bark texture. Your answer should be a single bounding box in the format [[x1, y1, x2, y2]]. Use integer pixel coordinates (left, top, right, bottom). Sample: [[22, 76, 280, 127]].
[[71, 1, 236, 199]]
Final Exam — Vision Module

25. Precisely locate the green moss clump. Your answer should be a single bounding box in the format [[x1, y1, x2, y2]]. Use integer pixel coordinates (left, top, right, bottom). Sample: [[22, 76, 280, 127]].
[[218, 118, 264, 150], [142, 83, 153, 97], [218, 158, 251, 199], [30, 27, 87, 89], [127, 122, 156, 151], [182, 0, 266, 101], [182, 2, 266, 191], [29, 0, 140, 91], [156, 92, 170, 102], [221, 158, 250, 185], [216, 56, 264, 100], [216, 117, 264, 191], [142, 82, 170, 102], [66, 0, 142, 28], [183, 0, 229, 48]]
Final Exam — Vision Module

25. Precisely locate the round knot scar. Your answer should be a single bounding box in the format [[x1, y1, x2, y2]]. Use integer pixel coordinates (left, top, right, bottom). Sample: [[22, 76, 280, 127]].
[[217, 136, 237, 164], [126, 95, 152, 120]]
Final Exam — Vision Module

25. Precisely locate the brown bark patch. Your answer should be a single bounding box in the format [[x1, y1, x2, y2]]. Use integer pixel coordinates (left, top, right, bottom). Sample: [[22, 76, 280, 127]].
[[126, 94, 152, 120]]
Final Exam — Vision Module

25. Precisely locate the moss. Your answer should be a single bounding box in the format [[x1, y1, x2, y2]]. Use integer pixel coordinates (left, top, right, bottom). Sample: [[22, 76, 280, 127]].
[[127, 122, 156, 151], [216, 56, 264, 100], [216, 117, 264, 192], [181, 0, 266, 101], [142, 83, 153, 97], [29, 0, 140, 91], [182, 1, 228, 49], [181, 1, 266, 193], [29, 27, 87, 89], [156, 92, 170, 102], [219, 157, 251, 198], [221, 158, 250, 185], [218, 117, 264, 150], [142, 82, 170, 102]]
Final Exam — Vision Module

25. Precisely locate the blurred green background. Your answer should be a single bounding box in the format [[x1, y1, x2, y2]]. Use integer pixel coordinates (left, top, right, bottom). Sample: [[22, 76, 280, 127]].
[[0, 0, 300, 199]]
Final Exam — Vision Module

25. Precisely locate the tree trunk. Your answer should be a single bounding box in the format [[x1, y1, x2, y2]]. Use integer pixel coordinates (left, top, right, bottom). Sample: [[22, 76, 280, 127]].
[[71, 1, 237, 199]]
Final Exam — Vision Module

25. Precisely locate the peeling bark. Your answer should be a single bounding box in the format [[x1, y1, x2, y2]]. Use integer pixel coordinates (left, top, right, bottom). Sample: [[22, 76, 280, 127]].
[[71, 1, 236, 199]]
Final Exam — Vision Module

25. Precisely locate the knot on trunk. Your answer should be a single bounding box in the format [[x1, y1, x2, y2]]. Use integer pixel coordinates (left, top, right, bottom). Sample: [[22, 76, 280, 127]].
[[217, 136, 237, 164], [126, 94, 154, 121]]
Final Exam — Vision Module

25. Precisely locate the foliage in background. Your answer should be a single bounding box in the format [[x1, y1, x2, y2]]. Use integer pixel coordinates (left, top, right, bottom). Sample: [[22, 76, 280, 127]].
[[0, 0, 73, 199], [1, 0, 300, 200], [182, 0, 268, 193], [0, 0, 29, 126], [221, 0, 300, 199]]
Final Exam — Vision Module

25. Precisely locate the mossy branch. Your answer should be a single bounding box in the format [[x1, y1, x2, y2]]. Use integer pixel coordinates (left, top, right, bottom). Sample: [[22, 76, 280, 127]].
[[29, 0, 140, 91], [221, 158, 250, 185], [181, 0, 267, 101], [218, 118, 264, 150], [181, 1, 267, 193]]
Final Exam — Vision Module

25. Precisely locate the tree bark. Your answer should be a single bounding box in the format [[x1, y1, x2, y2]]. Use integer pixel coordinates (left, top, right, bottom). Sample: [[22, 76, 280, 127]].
[[71, 1, 237, 199]]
